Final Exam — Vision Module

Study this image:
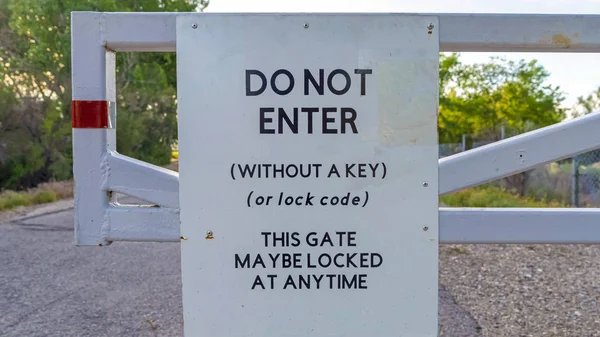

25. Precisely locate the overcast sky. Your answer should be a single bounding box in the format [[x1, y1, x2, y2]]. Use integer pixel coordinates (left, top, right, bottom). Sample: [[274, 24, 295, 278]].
[[205, 0, 600, 110]]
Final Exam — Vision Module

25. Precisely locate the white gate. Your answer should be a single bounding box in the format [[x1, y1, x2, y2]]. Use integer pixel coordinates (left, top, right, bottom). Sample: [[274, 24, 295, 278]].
[[71, 11, 600, 336], [72, 12, 600, 245]]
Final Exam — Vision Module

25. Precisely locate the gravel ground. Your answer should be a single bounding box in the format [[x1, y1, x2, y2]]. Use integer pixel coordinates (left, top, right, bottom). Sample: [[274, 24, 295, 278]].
[[440, 244, 600, 337], [439, 286, 482, 336], [0, 208, 183, 337]]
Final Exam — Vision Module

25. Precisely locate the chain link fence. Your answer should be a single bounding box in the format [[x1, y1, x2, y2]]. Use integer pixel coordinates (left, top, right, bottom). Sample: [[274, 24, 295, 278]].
[[440, 140, 600, 207], [571, 150, 600, 207]]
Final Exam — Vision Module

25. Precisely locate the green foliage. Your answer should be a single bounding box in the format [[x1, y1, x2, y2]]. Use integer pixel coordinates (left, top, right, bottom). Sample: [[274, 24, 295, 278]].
[[32, 189, 56, 203], [525, 182, 570, 206], [439, 53, 566, 144], [573, 87, 600, 117], [0, 0, 207, 190], [0, 190, 31, 210], [0, 187, 59, 211], [441, 185, 566, 208], [115, 53, 179, 165]]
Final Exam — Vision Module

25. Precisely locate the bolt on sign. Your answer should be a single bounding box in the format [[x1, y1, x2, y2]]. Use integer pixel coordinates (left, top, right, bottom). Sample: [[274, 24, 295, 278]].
[[176, 13, 440, 337]]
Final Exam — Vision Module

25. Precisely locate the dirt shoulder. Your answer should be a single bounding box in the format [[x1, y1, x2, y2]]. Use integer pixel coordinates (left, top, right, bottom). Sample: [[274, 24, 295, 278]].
[[0, 197, 74, 224]]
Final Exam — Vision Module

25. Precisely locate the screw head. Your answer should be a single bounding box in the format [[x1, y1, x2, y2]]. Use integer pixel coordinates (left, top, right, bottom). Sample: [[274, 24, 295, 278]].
[[206, 230, 213, 236], [427, 23, 434, 30], [303, 22, 309, 29], [192, 23, 198, 29], [422, 226, 429, 232], [422, 182, 428, 187]]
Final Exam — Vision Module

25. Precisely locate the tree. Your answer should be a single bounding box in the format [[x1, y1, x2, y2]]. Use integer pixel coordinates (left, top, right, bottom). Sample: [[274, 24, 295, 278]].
[[573, 87, 600, 117], [0, 0, 208, 189], [439, 53, 566, 144]]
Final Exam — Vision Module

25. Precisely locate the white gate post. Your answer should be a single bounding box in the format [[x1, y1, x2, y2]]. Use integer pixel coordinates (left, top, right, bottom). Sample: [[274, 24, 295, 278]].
[[71, 12, 116, 246]]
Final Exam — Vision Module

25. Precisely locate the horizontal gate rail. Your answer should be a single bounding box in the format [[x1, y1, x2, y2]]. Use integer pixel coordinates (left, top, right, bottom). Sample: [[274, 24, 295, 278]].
[[101, 206, 600, 245], [440, 208, 600, 244], [105, 205, 180, 243], [92, 12, 600, 53], [72, 11, 600, 246]]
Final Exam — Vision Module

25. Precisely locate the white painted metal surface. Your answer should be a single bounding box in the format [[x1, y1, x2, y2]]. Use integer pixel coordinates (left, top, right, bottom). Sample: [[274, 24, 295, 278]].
[[176, 13, 439, 337], [440, 208, 600, 244], [105, 206, 179, 242], [104, 151, 179, 208], [438, 13, 600, 52], [94, 12, 600, 53], [71, 12, 116, 246]]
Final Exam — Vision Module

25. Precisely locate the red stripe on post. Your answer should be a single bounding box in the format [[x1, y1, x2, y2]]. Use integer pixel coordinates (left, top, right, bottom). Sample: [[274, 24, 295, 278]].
[[72, 100, 109, 128]]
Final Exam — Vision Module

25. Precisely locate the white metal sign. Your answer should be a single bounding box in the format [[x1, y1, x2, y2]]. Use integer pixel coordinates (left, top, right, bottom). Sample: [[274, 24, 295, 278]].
[[177, 13, 439, 337]]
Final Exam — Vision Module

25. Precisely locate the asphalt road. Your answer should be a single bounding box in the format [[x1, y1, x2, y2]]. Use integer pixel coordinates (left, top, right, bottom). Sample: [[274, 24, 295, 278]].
[[0, 203, 481, 337]]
